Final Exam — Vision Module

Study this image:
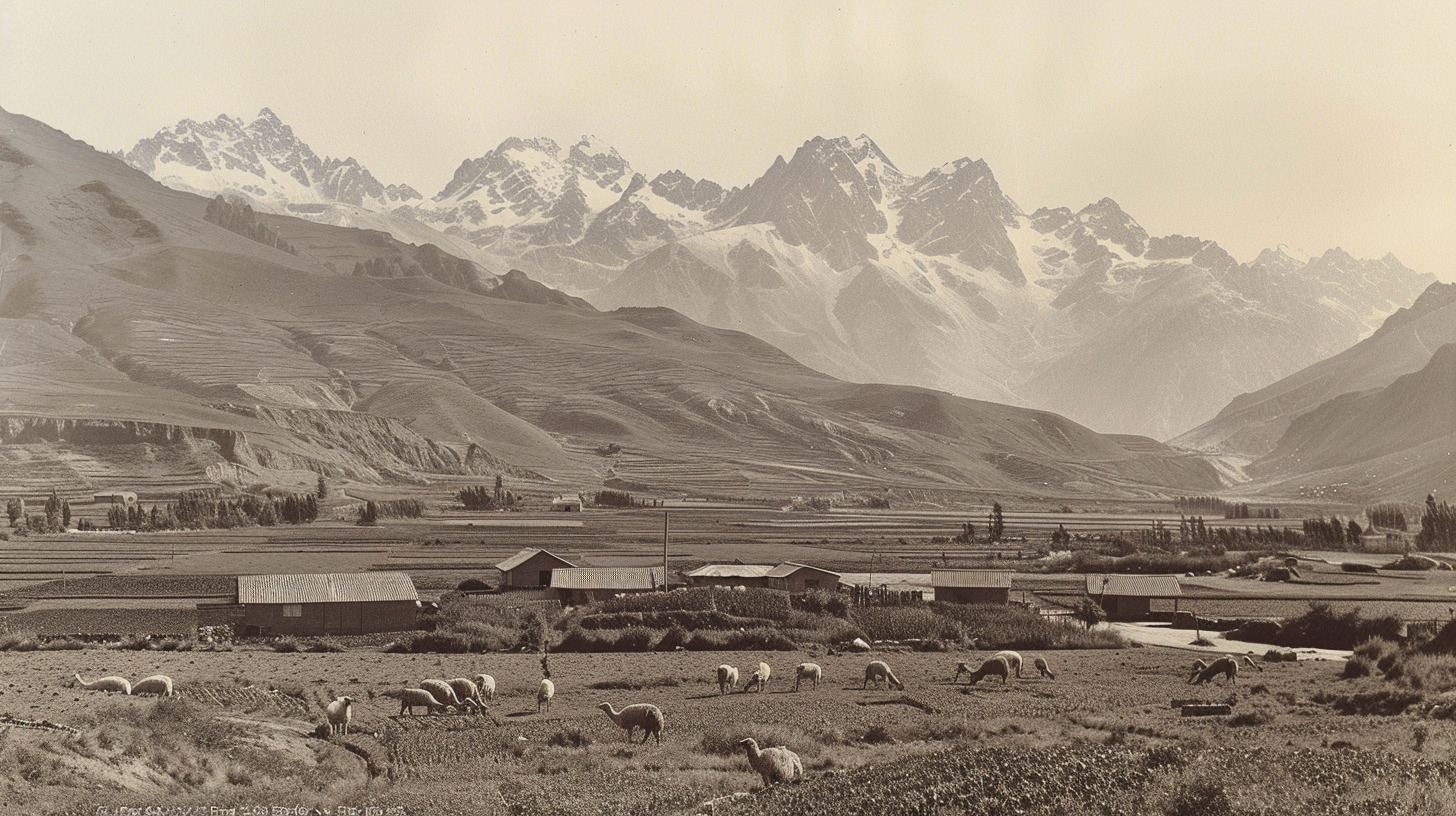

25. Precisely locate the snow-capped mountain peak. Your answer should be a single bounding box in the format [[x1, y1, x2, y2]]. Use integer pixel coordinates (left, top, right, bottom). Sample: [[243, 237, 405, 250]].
[[124, 108, 417, 212]]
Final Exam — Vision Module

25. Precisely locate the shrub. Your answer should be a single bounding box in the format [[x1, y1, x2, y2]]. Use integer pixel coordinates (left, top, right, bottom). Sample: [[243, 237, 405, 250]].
[[1314, 689, 1424, 715], [1271, 603, 1402, 650], [302, 637, 345, 653], [1341, 562, 1379, 574], [556, 626, 657, 653], [655, 624, 691, 652], [1384, 653, 1456, 691], [852, 605, 964, 643], [0, 633, 40, 652], [457, 578, 492, 592], [1341, 655, 1375, 679], [683, 627, 797, 651], [934, 603, 1129, 649], [271, 637, 300, 653]]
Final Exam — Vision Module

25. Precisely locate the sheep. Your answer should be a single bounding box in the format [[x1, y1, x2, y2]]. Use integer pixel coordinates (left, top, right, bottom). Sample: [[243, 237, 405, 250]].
[[953, 656, 1010, 685], [1032, 656, 1056, 680], [537, 678, 555, 713], [131, 674, 175, 697], [475, 673, 497, 702], [794, 663, 822, 691], [993, 650, 1024, 678], [1241, 655, 1264, 673], [743, 661, 771, 693], [862, 660, 904, 690], [74, 673, 131, 694], [1191, 656, 1239, 685], [325, 696, 354, 736], [598, 702, 664, 744], [447, 677, 483, 710], [1187, 659, 1210, 684], [420, 679, 462, 710], [716, 664, 739, 695], [396, 688, 445, 715], [738, 737, 804, 788]]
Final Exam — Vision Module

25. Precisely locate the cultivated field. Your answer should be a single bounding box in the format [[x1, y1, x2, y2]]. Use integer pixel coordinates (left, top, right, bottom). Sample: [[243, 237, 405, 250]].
[[4, 645, 1454, 815]]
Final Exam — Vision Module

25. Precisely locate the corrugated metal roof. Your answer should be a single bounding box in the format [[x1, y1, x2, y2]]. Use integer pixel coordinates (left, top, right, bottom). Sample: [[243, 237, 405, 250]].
[[238, 572, 418, 604], [1085, 574, 1182, 597], [685, 564, 775, 578], [931, 569, 1013, 588], [551, 567, 664, 591], [495, 548, 575, 573], [766, 562, 841, 579]]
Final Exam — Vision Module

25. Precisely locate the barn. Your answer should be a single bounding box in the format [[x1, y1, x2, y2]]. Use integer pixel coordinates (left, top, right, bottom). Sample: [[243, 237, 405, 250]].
[[551, 567, 664, 604], [765, 562, 841, 592], [932, 570, 1012, 604], [683, 564, 773, 588], [496, 548, 577, 589], [236, 572, 419, 636], [1086, 574, 1182, 621]]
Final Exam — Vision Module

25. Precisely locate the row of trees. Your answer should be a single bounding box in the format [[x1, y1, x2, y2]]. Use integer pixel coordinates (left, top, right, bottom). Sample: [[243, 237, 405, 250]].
[[1417, 495, 1456, 550], [105, 489, 319, 531], [4, 492, 72, 535], [1301, 516, 1363, 547], [1367, 503, 1408, 531], [459, 476, 519, 510], [356, 499, 425, 525], [1172, 496, 1281, 518]]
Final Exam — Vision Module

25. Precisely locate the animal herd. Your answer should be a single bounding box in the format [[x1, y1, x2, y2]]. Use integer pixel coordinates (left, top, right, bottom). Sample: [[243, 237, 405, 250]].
[[70, 647, 1266, 792], [74, 673, 175, 697]]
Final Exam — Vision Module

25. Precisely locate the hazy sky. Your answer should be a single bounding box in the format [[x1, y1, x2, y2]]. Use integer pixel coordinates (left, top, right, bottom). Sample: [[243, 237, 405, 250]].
[[4, 1, 1455, 281]]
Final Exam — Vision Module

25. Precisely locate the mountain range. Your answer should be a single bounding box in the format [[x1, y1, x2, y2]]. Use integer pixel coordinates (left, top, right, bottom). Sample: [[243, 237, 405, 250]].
[[120, 110, 1436, 440], [1173, 281, 1456, 500], [0, 105, 1221, 502]]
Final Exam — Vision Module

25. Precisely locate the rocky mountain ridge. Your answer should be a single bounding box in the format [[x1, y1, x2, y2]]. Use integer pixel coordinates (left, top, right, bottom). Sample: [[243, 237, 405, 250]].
[[123, 111, 1436, 439]]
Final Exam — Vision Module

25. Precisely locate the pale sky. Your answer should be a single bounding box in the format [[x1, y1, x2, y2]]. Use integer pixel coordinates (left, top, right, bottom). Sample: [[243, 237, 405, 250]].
[[3, 1, 1455, 281]]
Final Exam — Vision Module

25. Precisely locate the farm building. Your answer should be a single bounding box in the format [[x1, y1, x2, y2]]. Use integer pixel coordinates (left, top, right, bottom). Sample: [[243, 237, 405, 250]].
[[496, 548, 577, 589], [551, 567, 665, 604], [766, 562, 841, 592], [235, 572, 419, 636], [1085, 574, 1182, 621], [683, 563, 773, 588], [551, 495, 584, 511], [932, 570, 1013, 605], [93, 491, 137, 506]]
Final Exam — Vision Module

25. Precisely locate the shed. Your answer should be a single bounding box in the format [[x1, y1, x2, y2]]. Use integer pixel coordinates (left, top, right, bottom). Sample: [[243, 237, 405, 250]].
[[683, 564, 773, 589], [932, 570, 1013, 605], [551, 567, 664, 604], [94, 491, 138, 506], [765, 562, 841, 592], [236, 572, 419, 636], [551, 495, 584, 512], [496, 548, 577, 589], [1085, 574, 1182, 621]]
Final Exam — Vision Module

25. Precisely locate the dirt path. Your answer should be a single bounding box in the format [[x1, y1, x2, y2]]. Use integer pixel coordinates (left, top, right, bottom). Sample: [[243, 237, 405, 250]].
[[1106, 621, 1352, 660]]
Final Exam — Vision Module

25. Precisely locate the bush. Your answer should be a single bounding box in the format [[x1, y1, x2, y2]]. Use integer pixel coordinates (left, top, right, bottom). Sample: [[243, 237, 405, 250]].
[[1383, 555, 1436, 571], [556, 626, 657, 653], [684, 627, 797, 651], [0, 633, 40, 652], [1314, 688, 1424, 715], [655, 624, 691, 652], [853, 605, 964, 643], [1341, 562, 1379, 574], [934, 603, 1129, 650], [271, 637, 300, 653], [1272, 603, 1403, 650], [457, 578, 492, 591]]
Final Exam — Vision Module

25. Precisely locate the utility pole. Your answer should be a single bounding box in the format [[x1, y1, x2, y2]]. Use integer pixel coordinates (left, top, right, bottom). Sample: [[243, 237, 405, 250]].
[[662, 511, 669, 592]]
